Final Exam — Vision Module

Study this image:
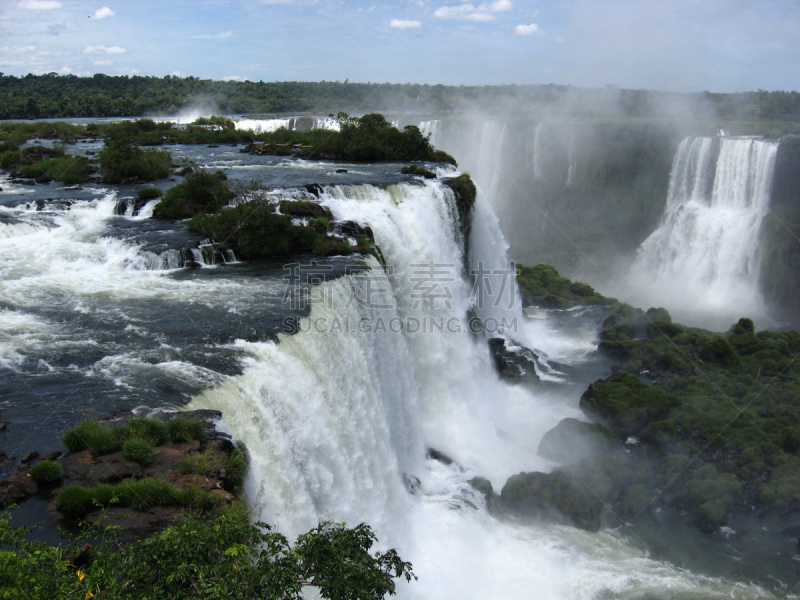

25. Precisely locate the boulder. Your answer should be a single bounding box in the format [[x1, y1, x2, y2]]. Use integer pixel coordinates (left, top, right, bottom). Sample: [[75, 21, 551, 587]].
[[579, 372, 671, 436], [62, 450, 141, 486], [500, 469, 604, 531], [0, 470, 38, 508], [21, 451, 39, 463], [537, 418, 620, 464]]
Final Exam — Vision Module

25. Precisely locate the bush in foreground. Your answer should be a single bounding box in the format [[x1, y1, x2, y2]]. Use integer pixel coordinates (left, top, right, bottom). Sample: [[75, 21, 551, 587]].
[[29, 460, 63, 482], [0, 505, 415, 599]]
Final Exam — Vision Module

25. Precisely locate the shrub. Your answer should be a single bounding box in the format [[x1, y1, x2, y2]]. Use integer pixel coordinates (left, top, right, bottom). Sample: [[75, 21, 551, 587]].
[[123, 438, 156, 467], [221, 442, 249, 492], [116, 417, 169, 446], [177, 484, 215, 511], [137, 187, 163, 200], [152, 171, 233, 219], [188, 204, 294, 258], [116, 478, 178, 511], [168, 417, 206, 443], [55, 485, 93, 519], [30, 460, 62, 482], [61, 420, 119, 455], [179, 452, 213, 476], [99, 138, 172, 184]]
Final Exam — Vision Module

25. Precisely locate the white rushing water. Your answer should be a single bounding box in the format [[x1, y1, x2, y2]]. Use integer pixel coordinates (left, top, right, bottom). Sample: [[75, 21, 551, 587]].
[[189, 179, 772, 599], [235, 116, 342, 134], [628, 136, 779, 328]]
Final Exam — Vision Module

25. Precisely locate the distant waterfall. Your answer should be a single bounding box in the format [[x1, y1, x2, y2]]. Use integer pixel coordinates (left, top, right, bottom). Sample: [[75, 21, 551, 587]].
[[533, 123, 545, 180], [418, 120, 440, 147], [629, 136, 779, 327], [235, 116, 341, 134]]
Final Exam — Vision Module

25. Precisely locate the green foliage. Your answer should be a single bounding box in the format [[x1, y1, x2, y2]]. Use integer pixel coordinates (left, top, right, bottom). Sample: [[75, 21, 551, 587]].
[[115, 417, 169, 446], [29, 460, 63, 482], [122, 438, 156, 467], [516, 263, 609, 309], [189, 204, 294, 258], [247, 113, 456, 164], [279, 200, 332, 219], [445, 174, 476, 228], [579, 372, 671, 436], [221, 443, 249, 492], [136, 187, 162, 200], [60, 419, 121, 456], [179, 451, 214, 476], [152, 171, 233, 219], [0, 504, 415, 600], [54, 485, 93, 519], [400, 164, 436, 178], [167, 417, 206, 443], [98, 137, 172, 183]]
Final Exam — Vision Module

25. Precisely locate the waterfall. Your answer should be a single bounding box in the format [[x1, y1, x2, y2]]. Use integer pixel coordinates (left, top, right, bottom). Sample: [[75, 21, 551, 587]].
[[185, 178, 769, 598], [418, 120, 440, 147], [533, 123, 545, 181], [235, 116, 341, 134], [566, 127, 576, 187], [628, 136, 779, 327]]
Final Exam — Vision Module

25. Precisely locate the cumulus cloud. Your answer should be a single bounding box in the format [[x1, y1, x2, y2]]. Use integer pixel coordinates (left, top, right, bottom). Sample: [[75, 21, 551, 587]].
[[514, 23, 540, 35], [434, 1, 511, 22], [194, 30, 234, 39], [390, 19, 422, 30], [83, 45, 127, 54], [222, 75, 246, 81], [93, 59, 112, 65], [18, 0, 62, 9], [91, 7, 115, 19]]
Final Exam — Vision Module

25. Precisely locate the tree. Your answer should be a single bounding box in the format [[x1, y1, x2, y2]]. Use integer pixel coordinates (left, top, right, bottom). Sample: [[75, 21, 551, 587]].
[[0, 505, 416, 599]]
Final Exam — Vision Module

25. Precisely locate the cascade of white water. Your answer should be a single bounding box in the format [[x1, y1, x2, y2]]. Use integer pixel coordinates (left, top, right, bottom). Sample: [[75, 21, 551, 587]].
[[533, 122, 545, 180], [187, 178, 770, 599], [629, 136, 778, 327], [566, 127, 576, 187], [418, 120, 440, 147]]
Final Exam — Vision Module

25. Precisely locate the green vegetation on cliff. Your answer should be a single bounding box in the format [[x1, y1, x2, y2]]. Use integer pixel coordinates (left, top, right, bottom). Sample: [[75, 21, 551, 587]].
[[504, 264, 800, 534]]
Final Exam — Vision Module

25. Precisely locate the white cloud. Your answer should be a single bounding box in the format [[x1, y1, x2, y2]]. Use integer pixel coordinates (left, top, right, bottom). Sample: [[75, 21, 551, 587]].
[[222, 75, 245, 81], [91, 7, 115, 19], [434, 1, 511, 21], [83, 45, 127, 54], [93, 59, 112, 65], [17, 0, 62, 9], [59, 66, 71, 73], [194, 30, 234, 40], [480, 0, 511, 12], [390, 19, 421, 30], [514, 23, 540, 35]]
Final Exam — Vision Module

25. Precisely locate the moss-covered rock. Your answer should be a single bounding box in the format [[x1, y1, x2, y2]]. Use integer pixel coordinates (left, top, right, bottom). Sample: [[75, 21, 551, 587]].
[[537, 418, 620, 464], [579, 372, 671, 436], [500, 469, 605, 531], [445, 174, 476, 236], [153, 171, 234, 219]]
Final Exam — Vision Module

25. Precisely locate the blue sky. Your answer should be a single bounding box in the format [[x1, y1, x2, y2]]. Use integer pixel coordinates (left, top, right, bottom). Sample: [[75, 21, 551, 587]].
[[0, 0, 798, 92]]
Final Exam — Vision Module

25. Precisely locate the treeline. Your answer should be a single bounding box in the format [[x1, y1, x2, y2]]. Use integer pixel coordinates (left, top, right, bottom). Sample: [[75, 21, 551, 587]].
[[1, 72, 800, 123]]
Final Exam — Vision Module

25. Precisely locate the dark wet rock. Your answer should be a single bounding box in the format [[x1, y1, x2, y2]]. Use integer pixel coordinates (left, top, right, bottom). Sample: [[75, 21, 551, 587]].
[[207, 144, 219, 148], [62, 449, 141, 486], [184, 260, 203, 269], [0, 469, 38, 508], [468, 476, 495, 508], [501, 469, 604, 531], [336, 221, 372, 240], [85, 507, 162, 531], [488, 338, 541, 384], [35, 174, 52, 184], [538, 418, 620, 464], [21, 451, 39, 463], [0, 422, 6, 431], [426, 448, 455, 465], [302, 183, 324, 197], [336, 168, 348, 173]]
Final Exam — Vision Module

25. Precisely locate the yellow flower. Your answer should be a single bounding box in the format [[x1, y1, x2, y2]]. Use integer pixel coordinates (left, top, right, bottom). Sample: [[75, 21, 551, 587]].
[[76, 570, 86, 581], [85, 591, 94, 600]]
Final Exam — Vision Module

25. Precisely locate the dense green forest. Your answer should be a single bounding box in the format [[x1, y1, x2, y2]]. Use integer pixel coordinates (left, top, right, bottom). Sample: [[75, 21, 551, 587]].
[[1, 73, 799, 122]]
